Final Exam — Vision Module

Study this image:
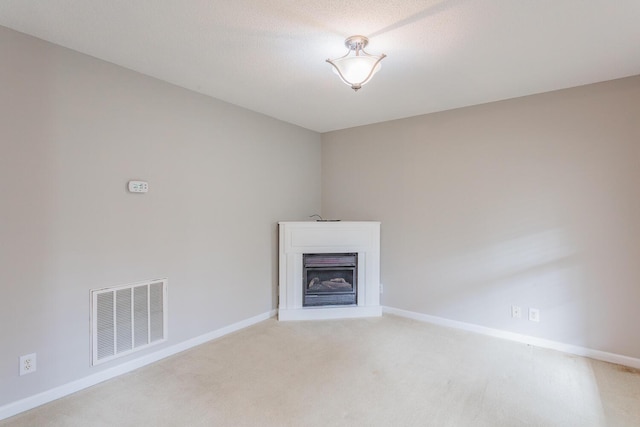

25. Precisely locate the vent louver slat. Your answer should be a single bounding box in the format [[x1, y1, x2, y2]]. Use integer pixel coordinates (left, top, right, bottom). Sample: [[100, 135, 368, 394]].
[[149, 282, 164, 342], [116, 288, 133, 353], [96, 292, 115, 360], [91, 279, 167, 366], [134, 285, 149, 348]]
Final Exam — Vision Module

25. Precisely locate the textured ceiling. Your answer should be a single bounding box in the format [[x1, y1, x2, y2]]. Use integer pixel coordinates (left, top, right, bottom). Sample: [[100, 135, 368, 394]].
[[1, 0, 639, 132]]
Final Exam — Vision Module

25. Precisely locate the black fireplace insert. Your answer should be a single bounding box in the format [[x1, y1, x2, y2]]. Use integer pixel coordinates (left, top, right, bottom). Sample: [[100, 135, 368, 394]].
[[303, 253, 357, 307]]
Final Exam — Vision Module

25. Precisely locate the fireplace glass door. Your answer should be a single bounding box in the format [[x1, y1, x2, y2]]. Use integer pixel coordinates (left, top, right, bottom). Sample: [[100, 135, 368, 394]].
[[303, 253, 357, 307]]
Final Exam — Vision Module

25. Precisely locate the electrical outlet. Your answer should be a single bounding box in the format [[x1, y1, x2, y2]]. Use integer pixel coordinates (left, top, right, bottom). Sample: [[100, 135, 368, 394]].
[[529, 308, 540, 322], [20, 353, 36, 376], [511, 305, 522, 318], [380, 283, 384, 294]]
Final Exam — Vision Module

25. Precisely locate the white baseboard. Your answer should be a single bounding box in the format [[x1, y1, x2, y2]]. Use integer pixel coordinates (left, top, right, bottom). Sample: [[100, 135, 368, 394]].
[[383, 306, 640, 369], [278, 306, 382, 321], [0, 309, 277, 422]]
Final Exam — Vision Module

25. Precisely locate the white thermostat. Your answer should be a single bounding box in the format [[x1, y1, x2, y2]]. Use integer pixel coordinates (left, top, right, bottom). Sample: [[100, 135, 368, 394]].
[[128, 181, 149, 193]]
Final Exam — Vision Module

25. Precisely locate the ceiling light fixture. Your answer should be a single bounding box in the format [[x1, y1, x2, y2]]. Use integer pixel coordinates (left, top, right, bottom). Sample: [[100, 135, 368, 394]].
[[326, 35, 386, 92]]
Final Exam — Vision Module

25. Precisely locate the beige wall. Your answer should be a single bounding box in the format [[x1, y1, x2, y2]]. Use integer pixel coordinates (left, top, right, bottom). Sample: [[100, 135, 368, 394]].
[[322, 76, 640, 358], [0, 26, 321, 406]]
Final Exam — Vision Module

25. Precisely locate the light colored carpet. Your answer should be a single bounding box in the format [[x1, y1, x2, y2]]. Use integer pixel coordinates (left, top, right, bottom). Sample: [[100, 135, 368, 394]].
[[2, 314, 640, 426]]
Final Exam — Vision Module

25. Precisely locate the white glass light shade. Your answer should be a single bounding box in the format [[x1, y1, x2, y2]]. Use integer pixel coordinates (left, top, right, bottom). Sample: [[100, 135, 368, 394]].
[[330, 55, 383, 88], [327, 35, 386, 91]]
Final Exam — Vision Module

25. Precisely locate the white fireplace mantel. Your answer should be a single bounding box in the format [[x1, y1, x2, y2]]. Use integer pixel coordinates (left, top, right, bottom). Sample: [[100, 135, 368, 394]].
[[278, 221, 381, 321]]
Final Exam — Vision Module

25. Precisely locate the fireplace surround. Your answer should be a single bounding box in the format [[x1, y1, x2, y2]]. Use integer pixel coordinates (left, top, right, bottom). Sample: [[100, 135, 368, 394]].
[[278, 221, 381, 321]]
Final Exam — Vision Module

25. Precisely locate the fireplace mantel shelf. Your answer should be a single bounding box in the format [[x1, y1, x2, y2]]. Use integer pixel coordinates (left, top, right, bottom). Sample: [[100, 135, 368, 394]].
[[278, 221, 381, 321]]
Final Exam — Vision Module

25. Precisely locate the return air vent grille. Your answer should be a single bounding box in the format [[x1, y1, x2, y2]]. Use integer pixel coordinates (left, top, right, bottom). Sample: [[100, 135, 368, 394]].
[[91, 279, 167, 366]]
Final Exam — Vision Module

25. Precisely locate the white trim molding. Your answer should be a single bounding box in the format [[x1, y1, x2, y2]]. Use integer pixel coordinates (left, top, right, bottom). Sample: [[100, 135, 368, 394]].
[[279, 306, 382, 321], [383, 306, 640, 369], [0, 309, 277, 422]]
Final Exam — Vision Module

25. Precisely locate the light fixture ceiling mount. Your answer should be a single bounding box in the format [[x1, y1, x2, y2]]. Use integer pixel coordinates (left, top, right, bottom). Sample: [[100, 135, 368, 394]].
[[326, 35, 386, 92]]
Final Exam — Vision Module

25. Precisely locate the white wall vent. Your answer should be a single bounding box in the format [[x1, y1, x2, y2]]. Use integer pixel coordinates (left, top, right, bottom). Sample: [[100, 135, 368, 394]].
[[91, 278, 167, 366]]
